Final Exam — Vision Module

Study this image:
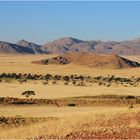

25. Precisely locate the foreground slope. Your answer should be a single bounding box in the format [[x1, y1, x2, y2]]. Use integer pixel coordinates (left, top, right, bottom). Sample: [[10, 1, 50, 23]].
[[0, 108, 140, 139]]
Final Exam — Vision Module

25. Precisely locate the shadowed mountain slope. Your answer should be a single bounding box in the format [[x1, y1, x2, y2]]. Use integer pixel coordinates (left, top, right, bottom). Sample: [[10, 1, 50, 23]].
[[0, 41, 35, 54], [16, 40, 46, 54]]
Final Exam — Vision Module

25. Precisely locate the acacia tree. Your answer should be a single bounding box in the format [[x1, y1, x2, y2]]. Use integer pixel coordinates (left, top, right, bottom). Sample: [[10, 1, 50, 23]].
[[21, 90, 35, 98]]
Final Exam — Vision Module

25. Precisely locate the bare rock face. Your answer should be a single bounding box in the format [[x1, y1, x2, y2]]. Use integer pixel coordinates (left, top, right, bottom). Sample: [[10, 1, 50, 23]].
[[43, 37, 83, 53], [32, 53, 140, 69]]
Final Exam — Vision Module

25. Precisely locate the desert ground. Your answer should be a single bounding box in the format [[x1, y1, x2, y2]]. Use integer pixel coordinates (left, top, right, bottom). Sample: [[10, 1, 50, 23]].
[[0, 54, 140, 139], [0, 54, 140, 77]]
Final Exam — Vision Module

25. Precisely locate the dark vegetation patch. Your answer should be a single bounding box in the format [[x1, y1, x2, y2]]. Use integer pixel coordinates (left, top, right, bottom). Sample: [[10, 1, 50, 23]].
[[0, 73, 140, 87]]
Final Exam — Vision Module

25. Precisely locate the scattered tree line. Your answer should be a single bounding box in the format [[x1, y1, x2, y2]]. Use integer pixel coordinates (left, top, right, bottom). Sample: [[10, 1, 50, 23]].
[[0, 73, 140, 87]]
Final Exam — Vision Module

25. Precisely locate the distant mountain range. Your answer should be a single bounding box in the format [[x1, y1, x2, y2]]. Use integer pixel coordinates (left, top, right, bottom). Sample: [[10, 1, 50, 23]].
[[1, 37, 140, 55]]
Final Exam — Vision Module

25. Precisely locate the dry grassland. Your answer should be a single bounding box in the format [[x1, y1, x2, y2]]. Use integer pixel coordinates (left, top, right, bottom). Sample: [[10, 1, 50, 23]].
[[0, 54, 140, 139], [0, 108, 140, 139], [0, 106, 125, 117], [0, 83, 140, 98]]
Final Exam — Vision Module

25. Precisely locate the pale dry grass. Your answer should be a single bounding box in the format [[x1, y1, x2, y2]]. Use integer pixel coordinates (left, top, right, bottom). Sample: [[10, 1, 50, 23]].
[[0, 106, 126, 117], [0, 107, 139, 139], [0, 82, 140, 98]]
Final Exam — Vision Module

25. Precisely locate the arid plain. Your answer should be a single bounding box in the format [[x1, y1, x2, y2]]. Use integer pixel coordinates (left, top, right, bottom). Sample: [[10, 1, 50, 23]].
[[0, 54, 140, 139]]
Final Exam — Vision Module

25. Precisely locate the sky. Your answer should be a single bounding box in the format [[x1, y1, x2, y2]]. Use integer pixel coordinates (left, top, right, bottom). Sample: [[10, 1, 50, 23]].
[[0, 1, 140, 44]]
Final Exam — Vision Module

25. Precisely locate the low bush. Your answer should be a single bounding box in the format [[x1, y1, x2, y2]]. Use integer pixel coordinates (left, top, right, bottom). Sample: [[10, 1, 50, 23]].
[[68, 103, 76, 107], [125, 95, 135, 99]]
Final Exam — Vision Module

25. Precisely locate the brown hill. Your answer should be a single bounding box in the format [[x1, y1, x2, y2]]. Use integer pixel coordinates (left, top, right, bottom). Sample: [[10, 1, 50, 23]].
[[32, 53, 140, 69]]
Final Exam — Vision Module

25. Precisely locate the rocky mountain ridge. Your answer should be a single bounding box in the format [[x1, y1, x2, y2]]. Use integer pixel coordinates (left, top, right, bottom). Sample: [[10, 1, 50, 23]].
[[1, 37, 140, 55]]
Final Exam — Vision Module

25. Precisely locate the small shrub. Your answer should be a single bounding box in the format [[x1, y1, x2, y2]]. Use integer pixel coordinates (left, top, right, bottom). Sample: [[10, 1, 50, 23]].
[[72, 80, 76, 86], [106, 84, 111, 87], [128, 104, 134, 108], [42, 81, 48, 85], [64, 82, 69, 85], [52, 81, 57, 85], [68, 103, 76, 107], [125, 95, 135, 99]]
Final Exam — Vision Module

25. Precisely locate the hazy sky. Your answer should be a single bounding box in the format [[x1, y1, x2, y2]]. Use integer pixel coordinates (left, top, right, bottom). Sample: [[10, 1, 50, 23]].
[[0, 1, 140, 44]]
